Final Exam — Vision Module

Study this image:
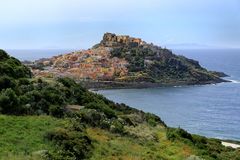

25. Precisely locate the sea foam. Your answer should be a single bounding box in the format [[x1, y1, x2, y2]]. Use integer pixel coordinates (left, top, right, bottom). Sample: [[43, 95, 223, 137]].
[[229, 79, 240, 84]]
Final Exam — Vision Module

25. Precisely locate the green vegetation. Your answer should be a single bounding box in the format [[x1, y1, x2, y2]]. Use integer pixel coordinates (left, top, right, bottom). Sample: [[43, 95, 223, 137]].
[[0, 115, 67, 159], [109, 43, 223, 84], [44, 120, 92, 160], [0, 50, 239, 160], [0, 49, 31, 79], [166, 128, 240, 159]]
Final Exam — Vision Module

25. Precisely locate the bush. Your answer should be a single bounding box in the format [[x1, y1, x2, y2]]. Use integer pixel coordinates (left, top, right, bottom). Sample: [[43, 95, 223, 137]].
[[49, 105, 65, 118], [0, 76, 16, 91], [57, 77, 76, 88], [0, 88, 21, 114], [41, 86, 65, 105], [145, 113, 158, 127], [45, 128, 92, 160], [78, 109, 105, 127], [145, 112, 166, 127], [85, 102, 116, 119], [166, 128, 177, 141], [100, 119, 111, 129], [18, 78, 31, 85], [110, 119, 124, 134], [166, 127, 193, 142], [192, 135, 207, 149], [177, 128, 193, 141]]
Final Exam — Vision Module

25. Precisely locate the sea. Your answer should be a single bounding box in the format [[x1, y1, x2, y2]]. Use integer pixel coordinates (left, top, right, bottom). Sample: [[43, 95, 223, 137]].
[[6, 48, 240, 141], [5, 49, 74, 61]]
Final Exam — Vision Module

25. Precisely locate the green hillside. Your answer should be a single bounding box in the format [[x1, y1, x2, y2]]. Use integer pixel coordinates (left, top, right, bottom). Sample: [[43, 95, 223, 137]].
[[0, 115, 67, 160], [95, 33, 227, 85], [0, 50, 239, 160]]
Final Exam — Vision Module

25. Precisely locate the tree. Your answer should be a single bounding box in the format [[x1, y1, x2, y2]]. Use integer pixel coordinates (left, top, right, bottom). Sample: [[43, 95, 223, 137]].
[[0, 76, 16, 91], [49, 105, 64, 118], [0, 88, 20, 114], [57, 77, 76, 88]]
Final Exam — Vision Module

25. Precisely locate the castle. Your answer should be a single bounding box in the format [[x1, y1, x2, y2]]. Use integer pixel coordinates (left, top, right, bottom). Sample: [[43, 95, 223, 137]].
[[100, 32, 146, 47]]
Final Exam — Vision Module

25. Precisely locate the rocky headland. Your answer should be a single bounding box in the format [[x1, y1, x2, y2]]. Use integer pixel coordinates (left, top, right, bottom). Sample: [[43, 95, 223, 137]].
[[27, 33, 228, 89]]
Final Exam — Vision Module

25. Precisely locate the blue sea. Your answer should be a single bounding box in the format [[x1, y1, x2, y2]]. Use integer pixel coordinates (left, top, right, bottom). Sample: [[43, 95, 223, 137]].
[[6, 49, 74, 61], [97, 49, 240, 141], [7, 49, 240, 141]]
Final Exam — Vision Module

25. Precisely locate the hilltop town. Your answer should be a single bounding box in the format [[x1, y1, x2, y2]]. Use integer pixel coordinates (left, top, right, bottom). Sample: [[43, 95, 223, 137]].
[[31, 46, 129, 81], [28, 33, 227, 87], [29, 33, 147, 81]]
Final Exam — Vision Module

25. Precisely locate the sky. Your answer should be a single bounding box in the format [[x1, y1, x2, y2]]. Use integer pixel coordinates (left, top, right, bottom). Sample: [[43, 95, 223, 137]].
[[0, 0, 240, 49]]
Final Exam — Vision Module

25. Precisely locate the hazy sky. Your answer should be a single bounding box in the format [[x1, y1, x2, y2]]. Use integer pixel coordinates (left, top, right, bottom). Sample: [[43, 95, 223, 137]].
[[0, 0, 240, 49]]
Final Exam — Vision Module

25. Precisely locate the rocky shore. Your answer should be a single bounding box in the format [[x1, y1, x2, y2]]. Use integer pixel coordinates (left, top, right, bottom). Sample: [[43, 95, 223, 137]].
[[81, 78, 229, 90]]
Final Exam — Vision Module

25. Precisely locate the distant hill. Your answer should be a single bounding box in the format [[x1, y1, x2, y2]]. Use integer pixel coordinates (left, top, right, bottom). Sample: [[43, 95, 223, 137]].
[[30, 33, 227, 87]]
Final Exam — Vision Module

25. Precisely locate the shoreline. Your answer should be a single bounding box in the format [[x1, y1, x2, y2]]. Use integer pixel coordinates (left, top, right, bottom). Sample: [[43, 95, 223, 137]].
[[85, 78, 240, 148], [80, 79, 230, 90]]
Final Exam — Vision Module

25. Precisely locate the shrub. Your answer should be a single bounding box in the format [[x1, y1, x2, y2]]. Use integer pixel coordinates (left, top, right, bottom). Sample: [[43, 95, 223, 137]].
[[85, 102, 116, 119], [0, 88, 21, 114], [145, 113, 158, 127], [166, 127, 193, 142], [45, 128, 92, 160], [36, 98, 50, 113], [41, 86, 65, 105], [177, 127, 193, 141], [18, 78, 31, 85], [110, 119, 125, 134], [166, 128, 177, 141], [192, 135, 207, 149], [100, 119, 111, 129], [49, 105, 65, 118], [57, 77, 76, 88], [70, 120, 86, 132], [0, 76, 16, 91], [145, 112, 166, 127], [78, 109, 105, 127]]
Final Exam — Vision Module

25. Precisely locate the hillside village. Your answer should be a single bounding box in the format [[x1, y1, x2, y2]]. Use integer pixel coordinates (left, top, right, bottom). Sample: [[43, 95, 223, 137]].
[[30, 33, 147, 81], [31, 46, 129, 80]]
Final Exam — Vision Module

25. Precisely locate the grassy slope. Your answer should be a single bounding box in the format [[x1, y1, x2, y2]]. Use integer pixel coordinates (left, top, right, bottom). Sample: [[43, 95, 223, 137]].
[[87, 124, 197, 160], [0, 115, 68, 160], [87, 124, 240, 160], [0, 116, 239, 160]]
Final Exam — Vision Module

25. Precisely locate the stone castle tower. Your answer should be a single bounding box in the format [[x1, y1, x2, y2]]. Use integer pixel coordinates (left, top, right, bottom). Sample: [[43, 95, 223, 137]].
[[100, 33, 145, 47]]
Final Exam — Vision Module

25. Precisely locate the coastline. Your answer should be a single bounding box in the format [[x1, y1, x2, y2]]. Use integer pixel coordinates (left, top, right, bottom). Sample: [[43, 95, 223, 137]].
[[86, 78, 240, 146], [81, 78, 230, 90]]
